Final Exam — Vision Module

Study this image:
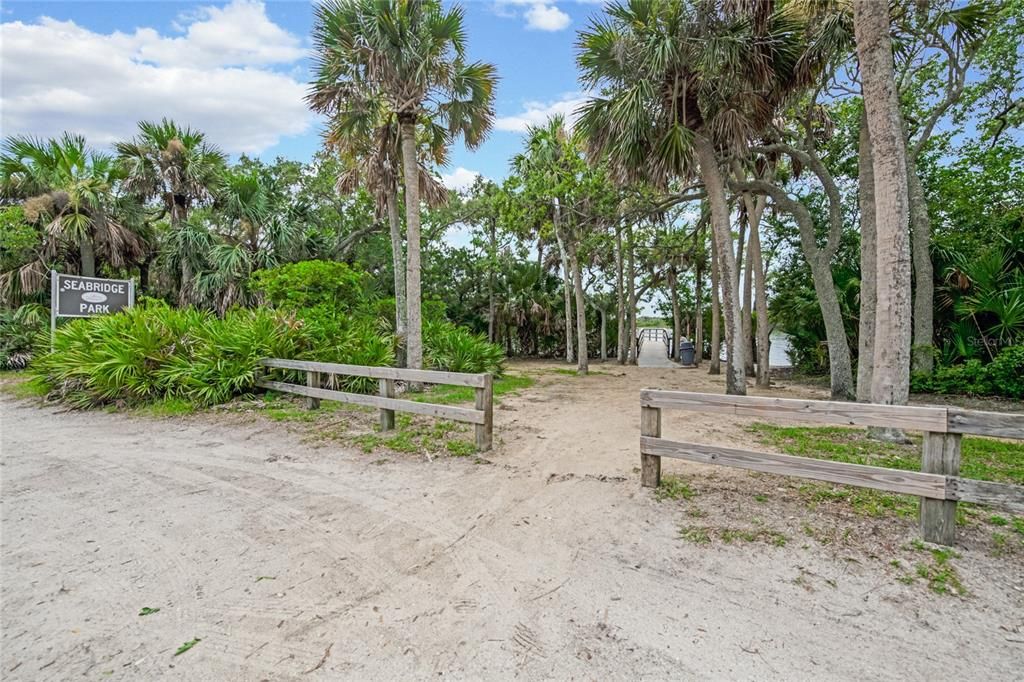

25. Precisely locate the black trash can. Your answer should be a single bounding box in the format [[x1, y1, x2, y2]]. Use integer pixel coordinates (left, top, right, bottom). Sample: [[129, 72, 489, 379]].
[[679, 341, 696, 366]]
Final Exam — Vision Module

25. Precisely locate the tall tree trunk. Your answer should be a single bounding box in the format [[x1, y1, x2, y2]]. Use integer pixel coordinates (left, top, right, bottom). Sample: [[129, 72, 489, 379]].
[[742, 226, 755, 375], [615, 223, 626, 364], [487, 218, 497, 344], [746, 195, 771, 387], [171, 205, 191, 306], [694, 254, 703, 366], [599, 307, 607, 361], [386, 190, 407, 368], [399, 117, 424, 377], [669, 265, 682, 361], [626, 223, 638, 365], [79, 237, 96, 278], [569, 240, 588, 375], [854, 0, 913, 417], [908, 167, 934, 375], [553, 203, 574, 364], [856, 108, 877, 402], [709, 236, 721, 375], [695, 134, 745, 394]]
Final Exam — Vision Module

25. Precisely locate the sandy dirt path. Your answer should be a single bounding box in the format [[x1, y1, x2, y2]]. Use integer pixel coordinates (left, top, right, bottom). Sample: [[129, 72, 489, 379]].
[[2, 362, 1022, 680]]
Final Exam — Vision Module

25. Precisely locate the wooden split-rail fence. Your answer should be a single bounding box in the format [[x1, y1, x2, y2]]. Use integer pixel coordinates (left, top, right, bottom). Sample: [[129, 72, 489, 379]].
[[639, 390, 1024, 545], [257, 358, 494, 451]]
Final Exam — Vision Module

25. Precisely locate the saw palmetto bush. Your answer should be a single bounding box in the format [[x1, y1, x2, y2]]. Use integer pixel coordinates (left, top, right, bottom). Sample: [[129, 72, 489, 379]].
[[0, 303, 46, 369], [424, 319, 504, 375], [31, 302, 305, 408]]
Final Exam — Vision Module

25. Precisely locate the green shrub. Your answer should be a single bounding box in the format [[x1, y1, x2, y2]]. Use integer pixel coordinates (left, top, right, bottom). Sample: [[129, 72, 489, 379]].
[[0, 304, 46, 369], [912, 346, 1024, 399], [424, 319, 504, 375], [986, 345, 1024, 399], [31, 302, 306, 407], [252, 260, 373, 313]]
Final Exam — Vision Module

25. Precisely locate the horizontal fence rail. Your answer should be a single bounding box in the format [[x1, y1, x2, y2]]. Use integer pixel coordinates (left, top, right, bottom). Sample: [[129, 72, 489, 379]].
[[639, 390, 1024, 545], [258, 359, 493, 451]]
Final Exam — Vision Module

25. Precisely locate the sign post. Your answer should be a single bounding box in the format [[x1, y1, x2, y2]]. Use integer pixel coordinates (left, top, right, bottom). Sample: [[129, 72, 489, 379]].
[[50, 271, 136, 348]]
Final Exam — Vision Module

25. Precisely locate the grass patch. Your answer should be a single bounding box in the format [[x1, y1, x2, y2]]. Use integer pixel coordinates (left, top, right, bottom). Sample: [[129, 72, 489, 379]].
[[912, 546, 966, 596], [678, 524, 787, 547], [0, 372, 49, 400], [410, 373, 535, 406], [748, 423, 1024, 520], [654, 474, 695, 502], [132, 396, 195, 418]]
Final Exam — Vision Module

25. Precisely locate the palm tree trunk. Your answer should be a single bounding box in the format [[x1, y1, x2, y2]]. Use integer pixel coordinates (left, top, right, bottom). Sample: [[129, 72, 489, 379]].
[[908, 166, 934, 375], [694, 255, 703, 366], [854, 0, 912, 414], [399, 117, 424, 377], [553, 202, 574, 364], [386, 190, 407, 367], [709, 236, 721, 375], [79, 237, 96, 278], [615, 223, 626, 364], [695, 134, 745, 395], [856, 108, 877, 402]]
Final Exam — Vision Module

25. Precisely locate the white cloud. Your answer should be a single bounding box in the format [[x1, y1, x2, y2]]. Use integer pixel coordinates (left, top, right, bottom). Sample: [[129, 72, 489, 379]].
[[495, 92, 589, 133], [0, 0, 311, 155], [495, 1, 571, 32], [441, 167, 483, 192], [524, 3, 571, 31]]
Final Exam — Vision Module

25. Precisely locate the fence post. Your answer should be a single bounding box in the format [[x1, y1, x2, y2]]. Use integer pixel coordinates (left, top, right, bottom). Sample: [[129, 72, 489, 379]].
[[920, 431, 961, 545], [379, 378, 395, 431], [640, 404, 662, 487], [475, 374, 493, 452], [306, 370, 320, 410]]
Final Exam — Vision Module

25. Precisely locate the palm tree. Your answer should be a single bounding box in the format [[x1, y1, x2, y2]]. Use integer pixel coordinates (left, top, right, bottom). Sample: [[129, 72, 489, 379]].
[[315, 97, 448, 367], [0, 134, 145, 294], [576, 0, 828, 395], [309, 0, 497, 373], [116, 119, 226, 303], [512, 117, 578, 366]]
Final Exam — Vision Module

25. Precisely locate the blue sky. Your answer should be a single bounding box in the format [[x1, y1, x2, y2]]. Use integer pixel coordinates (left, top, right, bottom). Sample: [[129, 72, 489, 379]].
[[1, 0, 606, 190]]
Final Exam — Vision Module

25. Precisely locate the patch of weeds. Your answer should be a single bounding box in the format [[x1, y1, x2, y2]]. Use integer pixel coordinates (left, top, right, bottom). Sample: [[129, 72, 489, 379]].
[[902, 543, 967, 596], [678, 525, 711, 543], [686, 507, 707, 518], [174, 638, 201, 656], [754, 494, 768, 503], [1012, 518, 1024, 537], [445, 440, 476, 457], [354, 434, 386, 453], [370, 458, 389, 465], [654, 474, 696, 502], [382, 430, 418, 453], [264, 404, 318, 422], [990, 532, 1009, 557], [678, 524, 787, 547], [138, 607, 160, 616], [988, 515, 1009, 527]]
